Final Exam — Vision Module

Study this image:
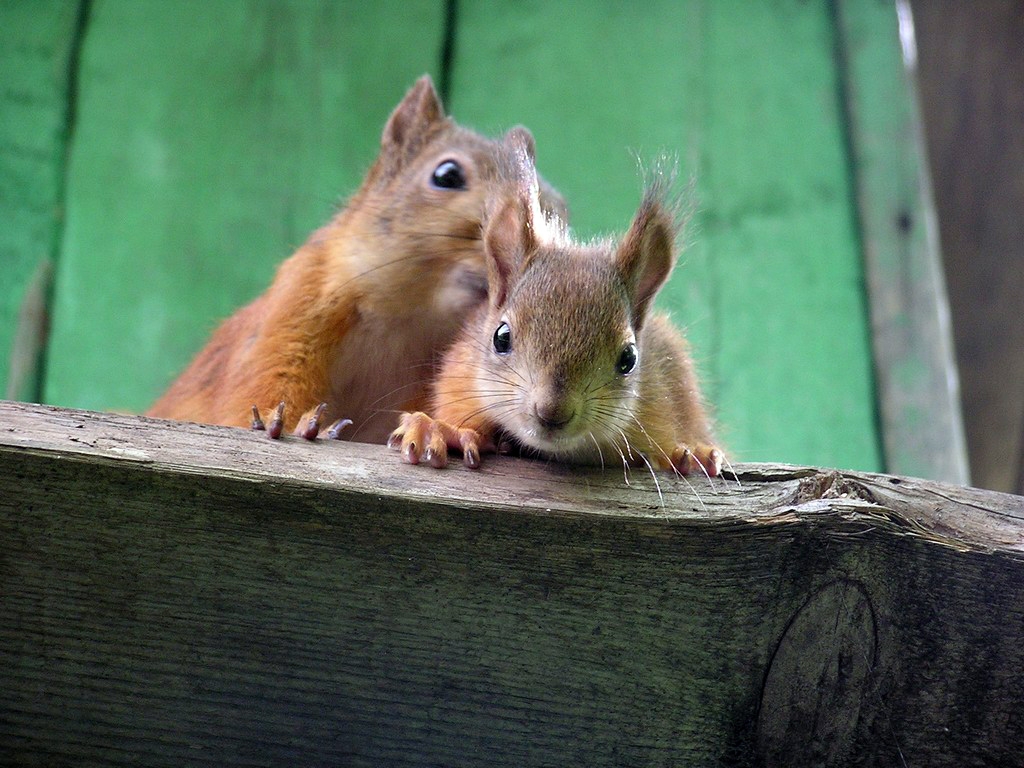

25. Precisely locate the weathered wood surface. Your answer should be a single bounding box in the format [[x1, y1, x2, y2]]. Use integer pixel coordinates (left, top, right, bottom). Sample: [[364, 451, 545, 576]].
[[835, 0, 970, 486], [1, 401, 1022, 767], [913, 0, 1024, 494]]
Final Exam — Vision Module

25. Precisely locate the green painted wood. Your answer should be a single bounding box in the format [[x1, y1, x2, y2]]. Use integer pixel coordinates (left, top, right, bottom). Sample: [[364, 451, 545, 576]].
[[447, 0, 883, 473], [0, 0, 83, 400], [44, 0, 448, 413], [37, 1, 947, 476], [835, 0, 970, 485]]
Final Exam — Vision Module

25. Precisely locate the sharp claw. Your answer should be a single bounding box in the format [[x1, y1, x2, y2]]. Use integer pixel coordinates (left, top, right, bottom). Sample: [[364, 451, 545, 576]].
[[267, 402, 285, 439], [463, 446, 481, 469], [425, 446, 448, 468], [707, 448, 724, 477], [403, 441, 420, 465], [671, 446, 692, 475], [327, 418, 353, 440], [250, 405, 266, 431], [300, 403, 328, 440], [387, 429, 403, 450]]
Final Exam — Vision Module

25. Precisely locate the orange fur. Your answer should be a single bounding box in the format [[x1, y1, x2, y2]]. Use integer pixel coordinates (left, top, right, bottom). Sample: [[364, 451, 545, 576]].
[[147, 76, 565, 442]]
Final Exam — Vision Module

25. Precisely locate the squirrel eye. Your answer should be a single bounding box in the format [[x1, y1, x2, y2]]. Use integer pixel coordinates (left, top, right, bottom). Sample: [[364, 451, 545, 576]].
[[431, 159, 467, 190], [616, 342, 638, 375], [493, 322, 512, 355]]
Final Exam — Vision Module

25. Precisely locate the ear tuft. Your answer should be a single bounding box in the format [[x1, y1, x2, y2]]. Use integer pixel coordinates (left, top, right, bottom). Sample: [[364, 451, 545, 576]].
[[502, 126, 568, 223], [615, 188, 679, 332]]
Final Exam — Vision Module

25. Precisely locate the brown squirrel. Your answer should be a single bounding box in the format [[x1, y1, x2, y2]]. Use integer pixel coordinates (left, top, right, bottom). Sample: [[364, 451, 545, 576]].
[[389, 138, 723, 477], [147, 75, 565, 442]]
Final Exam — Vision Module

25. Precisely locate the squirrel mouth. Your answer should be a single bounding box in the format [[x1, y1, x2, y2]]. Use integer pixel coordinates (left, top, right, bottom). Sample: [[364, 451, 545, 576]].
[[514, 419, 589, 456]]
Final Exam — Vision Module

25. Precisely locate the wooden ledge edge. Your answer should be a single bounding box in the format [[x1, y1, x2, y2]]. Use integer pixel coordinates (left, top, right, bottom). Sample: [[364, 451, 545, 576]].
[[2, 400, 1021, 556]]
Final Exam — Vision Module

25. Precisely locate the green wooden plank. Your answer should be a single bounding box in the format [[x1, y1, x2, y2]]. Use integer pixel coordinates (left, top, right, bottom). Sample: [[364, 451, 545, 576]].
[[0, 0, 83, 400], [448, 0, 883, 472], [44, 0, 448, 413], [835, 0, 969, 485]]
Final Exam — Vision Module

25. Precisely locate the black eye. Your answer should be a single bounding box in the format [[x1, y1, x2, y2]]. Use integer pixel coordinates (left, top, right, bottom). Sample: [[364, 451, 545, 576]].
[[431, 159, 467, 190], [616, 342, 638, 375], [493, 322, 512, 355]]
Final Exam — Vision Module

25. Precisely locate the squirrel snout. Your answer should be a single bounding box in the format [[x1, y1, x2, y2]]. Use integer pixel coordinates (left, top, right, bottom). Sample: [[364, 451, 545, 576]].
[[532, 398, 575, 431]]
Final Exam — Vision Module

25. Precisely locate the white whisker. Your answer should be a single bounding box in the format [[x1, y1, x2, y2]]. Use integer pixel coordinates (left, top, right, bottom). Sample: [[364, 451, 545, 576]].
[[617, 428, 635, 462], [626, 413, 679, 478], [679, 472, 706, 513], [689, 451, 717, 491], [612, 442, 632, 486], [635, 450, 665, 510], [722, 452, 742, 488], [589, 432, 606, 471]]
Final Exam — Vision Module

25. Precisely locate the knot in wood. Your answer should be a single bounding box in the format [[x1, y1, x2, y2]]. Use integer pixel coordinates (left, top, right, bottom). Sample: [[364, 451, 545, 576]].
[[795, 470, 877, 505], [756, 579, 878, 767]]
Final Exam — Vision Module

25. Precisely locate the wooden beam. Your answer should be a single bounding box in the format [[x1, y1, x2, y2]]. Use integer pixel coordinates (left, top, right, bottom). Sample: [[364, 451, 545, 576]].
[[911, 0, 1024, 494], [0, 401, 1021, 766], [835, 0, 970, 484]]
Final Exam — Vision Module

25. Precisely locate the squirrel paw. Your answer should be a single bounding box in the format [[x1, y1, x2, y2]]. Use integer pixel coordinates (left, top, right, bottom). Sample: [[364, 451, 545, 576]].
[[670, 443, 724, 478], [251, 402, 352, 441], [297, 403, 352, 440], [388, 412, 486, 469], [251, 402, 287, 439]]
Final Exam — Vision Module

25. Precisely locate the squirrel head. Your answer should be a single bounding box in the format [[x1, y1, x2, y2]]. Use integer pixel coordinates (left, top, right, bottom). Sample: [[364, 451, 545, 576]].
[[360, 76, 566, 219], [482, 146, 677, 328], [339, 75, 567, 332], [476, 157, 680, 458]]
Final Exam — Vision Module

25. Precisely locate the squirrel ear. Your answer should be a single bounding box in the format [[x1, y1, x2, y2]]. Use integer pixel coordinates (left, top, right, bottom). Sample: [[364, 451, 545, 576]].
[[503, 126, 536, 162], [502, 126, 569, 223], [379, 75, 446, 165], [615, 192, 677, 332], [484, 192, 533, 308]]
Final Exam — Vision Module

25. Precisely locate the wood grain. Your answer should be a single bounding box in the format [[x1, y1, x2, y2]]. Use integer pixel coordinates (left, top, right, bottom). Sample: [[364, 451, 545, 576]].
[[1, 401, 1022, 766], [911, 0, 1024, 494], [835, 0, 970, 485]]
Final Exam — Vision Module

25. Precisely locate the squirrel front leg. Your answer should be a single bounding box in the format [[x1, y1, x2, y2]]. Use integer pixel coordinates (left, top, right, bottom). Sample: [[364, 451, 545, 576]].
[[669, 443, 724, 478], [243, 282, 360, 441], [389, 336, 497, 467]]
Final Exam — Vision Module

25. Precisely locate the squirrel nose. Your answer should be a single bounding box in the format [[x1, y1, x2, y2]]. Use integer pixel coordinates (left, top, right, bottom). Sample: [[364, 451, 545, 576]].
[[533, 400, 574, 430]]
